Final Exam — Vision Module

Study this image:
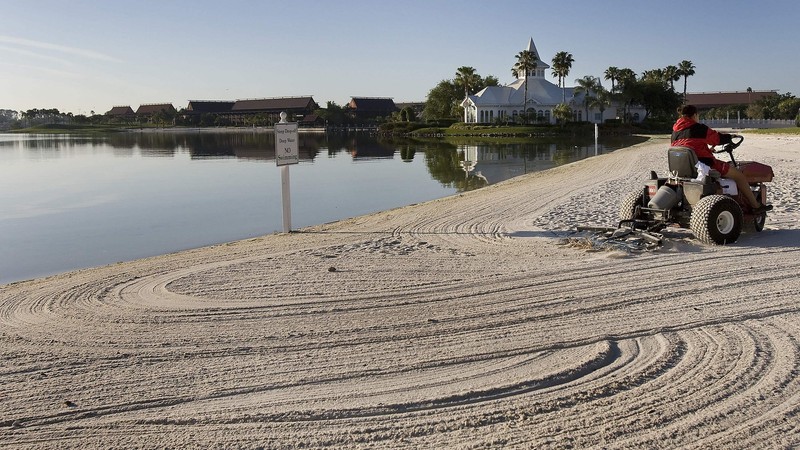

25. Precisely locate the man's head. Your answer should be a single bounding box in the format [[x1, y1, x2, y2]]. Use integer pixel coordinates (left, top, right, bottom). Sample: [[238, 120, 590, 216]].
[[680, 104, 698, 119]]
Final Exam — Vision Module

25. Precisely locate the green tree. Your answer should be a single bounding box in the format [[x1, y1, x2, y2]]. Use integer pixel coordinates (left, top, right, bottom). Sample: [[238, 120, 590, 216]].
[[615, 68, 638, 122], [481, 75, 500, 89], [0, 109, 18, 130], [663, 65, 680, 91], [641, 69, 665, 84], [749, 92, 799, 120], [589, 87, 612, 123], [637, 79, 682, 121], [777, 96, 800, 120], [455, 66, 481, 99], [424, 79, 461, 120], [678, 60, 696, 100], [424, 69, 500, 123], [551, 51, 574, 103], [315, 101, 347, 125], [604, 66, 621, 92], [400, 107, 417, 122], [552, 103, 573, 125], [746, 103, 765, 120], [574, 75, 601, 122], [512, 50, 537, 123]]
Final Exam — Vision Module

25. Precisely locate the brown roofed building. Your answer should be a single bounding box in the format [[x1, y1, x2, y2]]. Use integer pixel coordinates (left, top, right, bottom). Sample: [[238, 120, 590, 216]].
[[185, 100, 235, 115], [347, 97, 397, 120], [227, 96, 318, 125], [105, 106, 135, 118], [136, 103, 177, 116], [685, 91, 777, 109], [232, 97, 317, 114]]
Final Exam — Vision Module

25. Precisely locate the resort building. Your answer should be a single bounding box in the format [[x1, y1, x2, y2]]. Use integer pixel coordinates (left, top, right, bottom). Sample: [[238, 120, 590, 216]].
[[105, 106, 135, 120], [685, 90, 777, 110], [230, 97, 318, 123], [347, 97, 398, 120], [182, 97, 319, 126], [135, 103, 177, 117], [461, 38, 643, 125], [184, 100, 236, 116]]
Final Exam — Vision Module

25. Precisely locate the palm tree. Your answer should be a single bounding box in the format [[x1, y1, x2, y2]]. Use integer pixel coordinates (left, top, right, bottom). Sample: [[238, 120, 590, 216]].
[[551, 51, 574, 103], [455, 66, 480, 100], [663, 65, 680, 91], [604, 66, 621, 92], [678, 60, 696, 101], [589, 87, 612, 123], [513, 50, 537, 123], [642, 69, 672, 87], [552, 103, 573, 126], [574, 75, 601, 122], [615, 68, 637, 122]]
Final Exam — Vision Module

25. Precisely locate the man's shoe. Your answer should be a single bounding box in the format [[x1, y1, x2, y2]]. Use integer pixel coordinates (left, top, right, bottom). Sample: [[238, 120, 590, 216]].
[[753, 204, 773, 214]]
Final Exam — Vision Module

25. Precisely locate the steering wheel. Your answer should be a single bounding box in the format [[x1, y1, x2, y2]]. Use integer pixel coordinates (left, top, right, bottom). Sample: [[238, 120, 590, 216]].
[[713, 134, 744, 154]]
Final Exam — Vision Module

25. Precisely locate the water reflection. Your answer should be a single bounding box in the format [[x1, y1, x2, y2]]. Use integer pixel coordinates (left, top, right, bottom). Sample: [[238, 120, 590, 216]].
[[5, 132, 646, 192]]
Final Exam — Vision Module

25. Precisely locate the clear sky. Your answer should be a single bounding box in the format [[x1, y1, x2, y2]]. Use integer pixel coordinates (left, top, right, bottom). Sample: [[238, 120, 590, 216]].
[[1, 0, 798, 115]]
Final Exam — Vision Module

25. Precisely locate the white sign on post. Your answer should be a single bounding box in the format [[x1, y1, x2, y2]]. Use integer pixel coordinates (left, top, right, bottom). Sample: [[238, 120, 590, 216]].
[[275, 120, 299, 166]]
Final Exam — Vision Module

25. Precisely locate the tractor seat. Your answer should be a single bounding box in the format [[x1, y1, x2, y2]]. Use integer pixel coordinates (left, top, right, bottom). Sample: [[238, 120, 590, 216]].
[[667, 146, 720, 179]]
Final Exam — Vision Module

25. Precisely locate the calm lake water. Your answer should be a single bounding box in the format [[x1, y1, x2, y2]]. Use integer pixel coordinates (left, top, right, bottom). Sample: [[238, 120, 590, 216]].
[[0, 131, 644, 284]]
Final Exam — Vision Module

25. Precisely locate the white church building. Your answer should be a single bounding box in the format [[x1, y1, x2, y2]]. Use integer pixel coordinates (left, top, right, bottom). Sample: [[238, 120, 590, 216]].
[[461, 38, 644, 125]]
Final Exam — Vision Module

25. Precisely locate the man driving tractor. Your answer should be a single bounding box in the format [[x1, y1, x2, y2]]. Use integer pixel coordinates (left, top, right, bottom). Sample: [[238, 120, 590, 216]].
[[671, 104, 772, 215]]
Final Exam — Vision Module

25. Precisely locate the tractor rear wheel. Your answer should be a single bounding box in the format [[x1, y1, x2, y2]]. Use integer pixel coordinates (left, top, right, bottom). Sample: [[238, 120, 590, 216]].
[[690, 195, 743, 245]]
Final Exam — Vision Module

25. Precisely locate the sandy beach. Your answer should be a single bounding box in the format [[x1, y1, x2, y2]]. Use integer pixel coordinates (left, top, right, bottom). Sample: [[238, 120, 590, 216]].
[[2, 133, 799, 448]]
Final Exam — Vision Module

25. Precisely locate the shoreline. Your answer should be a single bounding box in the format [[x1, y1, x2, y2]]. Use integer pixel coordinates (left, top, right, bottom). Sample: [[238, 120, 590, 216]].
[[2, 134, 800, 447]]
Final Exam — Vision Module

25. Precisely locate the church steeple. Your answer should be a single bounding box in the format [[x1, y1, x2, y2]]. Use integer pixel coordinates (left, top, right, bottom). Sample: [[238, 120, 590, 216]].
[[520, 37, 550, 79], [526, 37, 539, 58]]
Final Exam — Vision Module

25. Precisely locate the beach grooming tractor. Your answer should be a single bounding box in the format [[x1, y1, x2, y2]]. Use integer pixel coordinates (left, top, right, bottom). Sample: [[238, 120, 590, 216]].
[[618, 135, 774, 245]]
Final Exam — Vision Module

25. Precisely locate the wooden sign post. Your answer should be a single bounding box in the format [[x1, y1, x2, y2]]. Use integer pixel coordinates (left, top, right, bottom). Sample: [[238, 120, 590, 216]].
[[275, 112, 298, 232]]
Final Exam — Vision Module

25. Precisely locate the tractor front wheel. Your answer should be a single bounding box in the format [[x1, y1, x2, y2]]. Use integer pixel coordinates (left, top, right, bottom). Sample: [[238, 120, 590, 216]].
[[619, 190, 646, 228]]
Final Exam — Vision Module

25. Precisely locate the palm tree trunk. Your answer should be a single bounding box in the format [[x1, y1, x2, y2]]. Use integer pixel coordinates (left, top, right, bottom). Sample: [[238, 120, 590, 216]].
[[524, 81, 528, 124], [683, 77, 688, 101]]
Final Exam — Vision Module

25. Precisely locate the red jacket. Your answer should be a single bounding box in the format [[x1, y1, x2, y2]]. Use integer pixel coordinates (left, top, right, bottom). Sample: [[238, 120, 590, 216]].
[[671, 117, 732, 160]]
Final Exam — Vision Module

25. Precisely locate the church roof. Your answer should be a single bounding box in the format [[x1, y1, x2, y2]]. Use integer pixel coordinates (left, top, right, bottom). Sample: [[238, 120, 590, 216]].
[[467, 77, 570, 107]]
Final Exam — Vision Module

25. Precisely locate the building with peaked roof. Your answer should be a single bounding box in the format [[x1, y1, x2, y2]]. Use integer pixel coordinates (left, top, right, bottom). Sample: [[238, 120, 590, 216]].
[[105, 106, 135, 118], [232, 97, 317, 115], [229, 96, 319, 124], [180, 97, 320, 126], [136, 103, 176, 116], [461, 38, 644, 124], [347, 97, 397, 120]]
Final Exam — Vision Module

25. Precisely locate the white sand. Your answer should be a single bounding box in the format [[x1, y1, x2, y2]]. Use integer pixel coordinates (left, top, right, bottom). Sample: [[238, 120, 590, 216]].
[[2, 134, 799, 448]]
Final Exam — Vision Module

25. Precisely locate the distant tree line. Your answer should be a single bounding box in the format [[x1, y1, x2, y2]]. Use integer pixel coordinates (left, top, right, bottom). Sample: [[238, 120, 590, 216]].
[[1, 107, 182, 129]]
